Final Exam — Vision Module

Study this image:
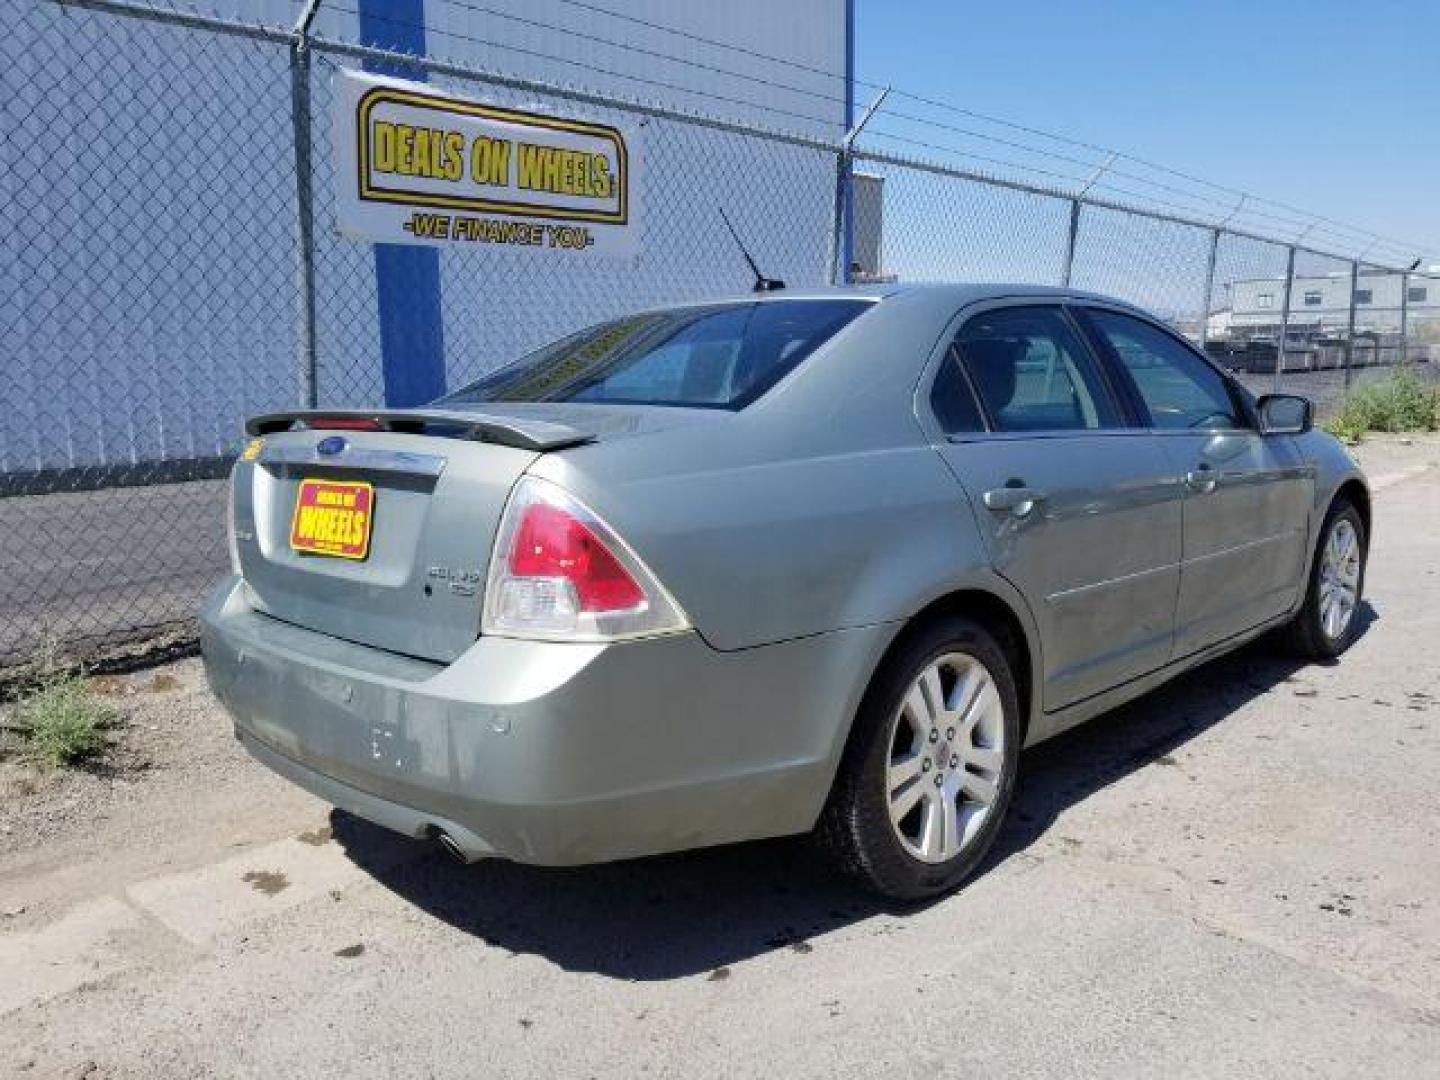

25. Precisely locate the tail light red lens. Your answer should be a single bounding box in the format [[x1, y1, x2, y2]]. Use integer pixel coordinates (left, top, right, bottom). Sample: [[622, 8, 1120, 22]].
[[483, 476, 690, 641], [508, 503, 645, 612]]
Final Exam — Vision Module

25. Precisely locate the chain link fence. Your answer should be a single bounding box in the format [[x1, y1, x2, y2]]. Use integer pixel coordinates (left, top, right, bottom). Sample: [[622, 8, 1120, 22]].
[[2, 0, 1435, 672]]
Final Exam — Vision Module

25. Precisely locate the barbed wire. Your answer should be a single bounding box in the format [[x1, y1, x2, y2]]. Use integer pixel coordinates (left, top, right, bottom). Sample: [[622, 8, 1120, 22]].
[[435, 0, 850, 110], [515, 0, 1433, 260], [68, 0, 1429, 262], [324, 3, 846, 131]]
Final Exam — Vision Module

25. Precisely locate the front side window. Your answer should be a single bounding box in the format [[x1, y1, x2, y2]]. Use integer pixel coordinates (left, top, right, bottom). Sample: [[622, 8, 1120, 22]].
[[951, 306, 1120, 432], [1082, 309, 1245, 431], [440, 300, 871, 411]]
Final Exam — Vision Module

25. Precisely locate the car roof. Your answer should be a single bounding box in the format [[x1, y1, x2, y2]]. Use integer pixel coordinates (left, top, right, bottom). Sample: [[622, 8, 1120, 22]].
[[650, 282, 1148, 313]]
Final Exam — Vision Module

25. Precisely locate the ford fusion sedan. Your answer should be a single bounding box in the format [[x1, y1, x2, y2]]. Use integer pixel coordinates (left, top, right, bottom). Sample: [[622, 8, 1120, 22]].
[[202, 284, 1368, 899]]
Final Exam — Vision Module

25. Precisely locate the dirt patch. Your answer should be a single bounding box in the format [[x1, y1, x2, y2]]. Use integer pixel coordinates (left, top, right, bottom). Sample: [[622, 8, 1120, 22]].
[[0, 657, 321, 924], [1347, 432, 1440, 475], [242, 870, 291, 896], [0, 665, 199, 853]]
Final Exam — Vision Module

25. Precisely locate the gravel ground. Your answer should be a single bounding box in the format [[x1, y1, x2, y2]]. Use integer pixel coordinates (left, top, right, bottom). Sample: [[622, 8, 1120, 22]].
[[1, 436, 1438, 1079]]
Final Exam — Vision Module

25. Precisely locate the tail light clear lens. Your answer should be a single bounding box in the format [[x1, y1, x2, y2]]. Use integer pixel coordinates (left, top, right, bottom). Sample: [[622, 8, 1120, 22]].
[[483, 477, 689, 641], [225, 471, 241, 574]]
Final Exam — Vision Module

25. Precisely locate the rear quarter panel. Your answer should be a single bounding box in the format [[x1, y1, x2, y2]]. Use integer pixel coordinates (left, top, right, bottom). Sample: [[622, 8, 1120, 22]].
[[532, 439, 998, 651], [523, 290, 1014, 653]]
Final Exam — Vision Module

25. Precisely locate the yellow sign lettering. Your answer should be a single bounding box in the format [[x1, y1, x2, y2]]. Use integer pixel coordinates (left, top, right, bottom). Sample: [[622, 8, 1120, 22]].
[[516, 144, 611, 199]]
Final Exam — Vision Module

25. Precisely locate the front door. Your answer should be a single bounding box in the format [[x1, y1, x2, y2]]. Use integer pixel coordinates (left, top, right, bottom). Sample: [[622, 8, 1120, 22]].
[[1075, 307, 1314, 656], [929, 303, 1183, 711]]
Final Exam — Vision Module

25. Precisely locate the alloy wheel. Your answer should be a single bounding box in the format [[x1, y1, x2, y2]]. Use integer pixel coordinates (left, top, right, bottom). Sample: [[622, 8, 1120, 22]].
[[1318, 518, 1361, 641], [885, 652, 1007, 864]]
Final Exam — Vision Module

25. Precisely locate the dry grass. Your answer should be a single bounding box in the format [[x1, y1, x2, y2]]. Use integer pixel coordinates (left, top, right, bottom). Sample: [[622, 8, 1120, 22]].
[[3, 642, 119, 770]]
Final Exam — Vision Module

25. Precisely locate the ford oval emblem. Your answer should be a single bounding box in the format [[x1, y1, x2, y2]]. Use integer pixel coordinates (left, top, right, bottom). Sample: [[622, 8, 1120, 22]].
[[316, 435, 347, 456]]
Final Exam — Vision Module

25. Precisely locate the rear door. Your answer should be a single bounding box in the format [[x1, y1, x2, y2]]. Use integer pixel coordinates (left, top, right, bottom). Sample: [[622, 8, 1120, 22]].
[[1074, 306, 1313, 656], [927, 302, 1183, 711]]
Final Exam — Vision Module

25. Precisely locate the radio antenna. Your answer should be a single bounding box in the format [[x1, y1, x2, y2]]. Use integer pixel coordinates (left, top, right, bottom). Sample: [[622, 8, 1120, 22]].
[[718, 207, 785, 293]]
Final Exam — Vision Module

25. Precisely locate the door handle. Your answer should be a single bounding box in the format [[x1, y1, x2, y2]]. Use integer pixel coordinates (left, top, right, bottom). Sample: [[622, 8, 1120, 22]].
[[983, 483, 1045, 517], [1185, 464, 1218, 493]]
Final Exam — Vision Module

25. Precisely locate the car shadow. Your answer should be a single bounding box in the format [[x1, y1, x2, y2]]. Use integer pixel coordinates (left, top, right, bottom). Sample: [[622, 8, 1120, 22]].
[[332, 604, 1376, 982]]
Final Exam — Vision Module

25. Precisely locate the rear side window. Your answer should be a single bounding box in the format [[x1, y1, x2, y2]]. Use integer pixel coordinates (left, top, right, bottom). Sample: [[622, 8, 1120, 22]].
[[952, 306, 1121, 432], [440, 300, 871, 411], [1082, 309, 1245, 431], [929, 346, 984, 433]]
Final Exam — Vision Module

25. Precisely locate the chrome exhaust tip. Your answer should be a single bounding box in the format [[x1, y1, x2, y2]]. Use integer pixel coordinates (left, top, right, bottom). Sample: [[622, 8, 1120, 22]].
[[434, 831, 471, 864]]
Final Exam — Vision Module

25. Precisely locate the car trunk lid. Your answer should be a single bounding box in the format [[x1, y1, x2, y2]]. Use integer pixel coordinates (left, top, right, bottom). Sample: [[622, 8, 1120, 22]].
[[231, 405, 725, 662], [232, 409, 592, 663]]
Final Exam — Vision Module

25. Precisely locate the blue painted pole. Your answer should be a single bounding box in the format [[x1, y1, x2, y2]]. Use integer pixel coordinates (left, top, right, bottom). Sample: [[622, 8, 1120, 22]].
[[840, 0, 855, 284], [357, 0, 447, 406]]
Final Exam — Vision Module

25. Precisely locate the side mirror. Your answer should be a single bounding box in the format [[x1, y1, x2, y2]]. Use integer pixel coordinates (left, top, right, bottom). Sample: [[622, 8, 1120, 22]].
[[1257, 393, 1312, 435]]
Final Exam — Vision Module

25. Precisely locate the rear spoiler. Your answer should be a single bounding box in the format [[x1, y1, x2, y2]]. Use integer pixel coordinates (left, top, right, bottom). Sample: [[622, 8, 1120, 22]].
[[245, 409, 595, 452]]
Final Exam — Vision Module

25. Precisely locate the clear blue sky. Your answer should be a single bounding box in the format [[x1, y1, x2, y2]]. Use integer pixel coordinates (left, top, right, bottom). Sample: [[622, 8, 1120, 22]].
[[856, 0, 1438, 257]]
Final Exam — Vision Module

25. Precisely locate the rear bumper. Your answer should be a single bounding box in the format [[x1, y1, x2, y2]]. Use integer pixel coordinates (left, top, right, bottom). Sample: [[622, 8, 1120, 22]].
[[200, 577, 891, 866]]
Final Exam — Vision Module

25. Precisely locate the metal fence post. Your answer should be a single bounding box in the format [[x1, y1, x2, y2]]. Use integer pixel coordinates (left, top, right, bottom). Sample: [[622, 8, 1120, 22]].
[[1198, 227, 1219, 350], [1273, 245, 1296, 393], [290, 0, 323, 408], [1060, 198, 1080, 287], [1399, 271, 1411, 367], [1343, 260, 1358, 391], [828, 149, 848, 286], [829, 88, 888, 285]]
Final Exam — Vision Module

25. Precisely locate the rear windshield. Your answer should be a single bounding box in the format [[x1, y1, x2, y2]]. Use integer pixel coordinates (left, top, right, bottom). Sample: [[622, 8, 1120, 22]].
[[439, 299, 871, 411]]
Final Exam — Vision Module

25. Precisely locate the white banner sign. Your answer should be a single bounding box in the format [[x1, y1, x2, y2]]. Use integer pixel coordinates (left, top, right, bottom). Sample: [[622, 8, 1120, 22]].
[[333, 70, 641, 257]]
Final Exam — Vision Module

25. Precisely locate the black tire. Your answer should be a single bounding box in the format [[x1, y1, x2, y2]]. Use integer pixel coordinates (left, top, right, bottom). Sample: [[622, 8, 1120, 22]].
[[817, 616, 1021, 901], [1283, 498, 1367, 660]]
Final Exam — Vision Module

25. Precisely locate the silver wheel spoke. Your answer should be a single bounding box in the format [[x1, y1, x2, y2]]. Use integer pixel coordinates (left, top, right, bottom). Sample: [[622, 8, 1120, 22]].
[[959, 681, 999, 740], [890, 774, 926, 825], [957, 801, 988, 847], [919, 665, 947, 724], [917, 792, 943, 860], [960, 768, 998, 806], [918, 789, 959, 862], [949, 666, 982, 724], [903, 683, 935, 732], [888, 751, 924, 792], [965, 745, 1004, 775]]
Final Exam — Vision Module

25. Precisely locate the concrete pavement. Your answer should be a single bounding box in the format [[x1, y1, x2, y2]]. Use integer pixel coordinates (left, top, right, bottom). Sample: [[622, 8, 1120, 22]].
[[1, 451, 1438, 1079]]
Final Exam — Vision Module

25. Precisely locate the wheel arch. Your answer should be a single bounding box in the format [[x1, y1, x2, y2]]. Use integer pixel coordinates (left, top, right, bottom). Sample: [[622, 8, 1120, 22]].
[[1334, 477, 1371, 543], [1300, 475, 1371, 592], [862, 586, 1040, 749]]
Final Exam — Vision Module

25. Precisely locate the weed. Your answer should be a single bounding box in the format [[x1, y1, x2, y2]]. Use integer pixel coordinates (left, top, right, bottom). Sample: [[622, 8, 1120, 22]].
[[4, 641, 118, 769], [1324, 369, 1440, 443]]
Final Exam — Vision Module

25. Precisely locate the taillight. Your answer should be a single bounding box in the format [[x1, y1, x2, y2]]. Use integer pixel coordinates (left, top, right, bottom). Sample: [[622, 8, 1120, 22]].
[[508, 503, 646, 612], [483, 477, 689, 641]]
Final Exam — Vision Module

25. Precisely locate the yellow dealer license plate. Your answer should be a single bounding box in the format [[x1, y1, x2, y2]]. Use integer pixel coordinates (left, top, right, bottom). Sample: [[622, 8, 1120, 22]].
[[289, 478, 375, 560]]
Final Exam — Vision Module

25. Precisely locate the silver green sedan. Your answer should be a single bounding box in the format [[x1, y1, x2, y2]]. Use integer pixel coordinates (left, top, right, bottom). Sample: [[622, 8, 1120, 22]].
[[201, 284, 1369, 900]]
